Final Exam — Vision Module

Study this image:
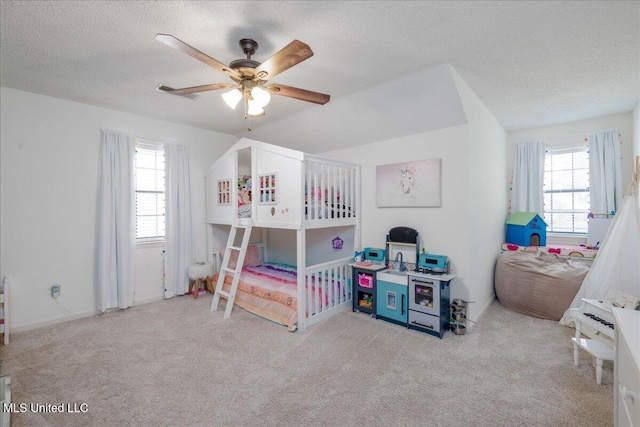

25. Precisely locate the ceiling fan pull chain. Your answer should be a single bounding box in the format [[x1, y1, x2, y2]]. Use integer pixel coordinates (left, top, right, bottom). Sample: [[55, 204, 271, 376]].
[[243, 96, 252, 132]]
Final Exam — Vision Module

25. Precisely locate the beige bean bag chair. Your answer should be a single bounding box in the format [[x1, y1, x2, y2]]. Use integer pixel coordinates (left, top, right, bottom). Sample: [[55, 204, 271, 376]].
[[494, 251, 590, 321]]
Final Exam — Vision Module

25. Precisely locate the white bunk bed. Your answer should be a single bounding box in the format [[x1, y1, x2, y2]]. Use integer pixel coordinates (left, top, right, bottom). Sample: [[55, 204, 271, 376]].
[[205, 138, 361, 330]]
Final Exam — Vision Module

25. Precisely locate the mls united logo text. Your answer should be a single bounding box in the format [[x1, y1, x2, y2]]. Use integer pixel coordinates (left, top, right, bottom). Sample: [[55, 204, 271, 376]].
[[3, 402, 88, 413]]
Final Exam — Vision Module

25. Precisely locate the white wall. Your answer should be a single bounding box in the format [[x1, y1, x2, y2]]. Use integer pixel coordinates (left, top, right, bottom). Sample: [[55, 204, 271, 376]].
[[0, 88, 237, 332], [507, 113, 634, 245], [633, 102, 640, 162], [266, 227, 356, 267], [451, 67, 508, 319]]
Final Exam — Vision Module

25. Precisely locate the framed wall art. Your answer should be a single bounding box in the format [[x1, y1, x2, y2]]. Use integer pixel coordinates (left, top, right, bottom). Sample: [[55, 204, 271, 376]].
[[376, 158, 442, 207]]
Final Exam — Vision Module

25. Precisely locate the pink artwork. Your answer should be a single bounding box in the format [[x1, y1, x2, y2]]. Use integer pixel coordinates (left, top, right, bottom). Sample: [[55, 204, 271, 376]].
[[376, 158, 442, 207]]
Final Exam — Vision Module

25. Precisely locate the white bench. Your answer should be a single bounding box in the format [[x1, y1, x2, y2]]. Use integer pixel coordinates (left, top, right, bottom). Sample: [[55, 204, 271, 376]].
[[572, 337, 614, 385]]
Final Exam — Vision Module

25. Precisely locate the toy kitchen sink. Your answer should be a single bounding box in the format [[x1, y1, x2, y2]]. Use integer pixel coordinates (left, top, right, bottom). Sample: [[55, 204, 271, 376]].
[[379, 270, 408, 279]]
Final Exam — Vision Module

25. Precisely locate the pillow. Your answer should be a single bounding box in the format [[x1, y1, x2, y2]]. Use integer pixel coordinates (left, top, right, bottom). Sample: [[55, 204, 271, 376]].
[[219, 244, 262, 269]]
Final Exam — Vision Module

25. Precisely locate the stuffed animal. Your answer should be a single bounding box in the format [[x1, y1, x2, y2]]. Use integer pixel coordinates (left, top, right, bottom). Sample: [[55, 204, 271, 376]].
[[238, 189, 251, 206], [238, 175, 252, 206]]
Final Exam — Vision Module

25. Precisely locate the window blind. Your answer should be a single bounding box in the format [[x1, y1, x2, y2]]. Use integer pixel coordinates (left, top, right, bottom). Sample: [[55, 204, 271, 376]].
[[135, 145, 165, 242]]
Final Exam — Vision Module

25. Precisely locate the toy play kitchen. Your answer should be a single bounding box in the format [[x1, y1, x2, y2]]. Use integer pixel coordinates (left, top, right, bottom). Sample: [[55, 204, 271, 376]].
[[407, 270, 455, 338], [351, 226, 456, 338], [407, 247, 455, 338], [386, 226, 455, 338], [357, 226, 418, 325]]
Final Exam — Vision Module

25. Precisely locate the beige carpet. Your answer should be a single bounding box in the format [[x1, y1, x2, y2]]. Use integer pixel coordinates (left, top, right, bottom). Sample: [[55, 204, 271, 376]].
[[0, 296, 613, 427]]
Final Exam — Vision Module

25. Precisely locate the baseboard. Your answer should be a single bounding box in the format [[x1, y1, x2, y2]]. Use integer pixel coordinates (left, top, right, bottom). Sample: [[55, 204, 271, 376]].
[[10, 294, 165, 334], [11, 309, 99, 334], [468, 295, 495, 333], [133, 294, 164, 306]]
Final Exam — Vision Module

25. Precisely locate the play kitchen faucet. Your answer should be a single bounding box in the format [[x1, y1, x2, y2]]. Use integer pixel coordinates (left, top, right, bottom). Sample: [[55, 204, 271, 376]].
[[394, 252, 407, 272]]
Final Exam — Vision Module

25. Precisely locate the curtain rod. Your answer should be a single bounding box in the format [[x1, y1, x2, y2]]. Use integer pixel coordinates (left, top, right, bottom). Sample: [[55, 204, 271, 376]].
[[137, 136, 180, 145], [546, 132, 589, 141], [138, 136, 165, 144], [546, 129, 621, 142]]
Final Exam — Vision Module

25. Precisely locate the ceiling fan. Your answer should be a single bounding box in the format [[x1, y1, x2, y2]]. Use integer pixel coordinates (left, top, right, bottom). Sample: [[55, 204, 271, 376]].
[[155, 34, 330, 122]]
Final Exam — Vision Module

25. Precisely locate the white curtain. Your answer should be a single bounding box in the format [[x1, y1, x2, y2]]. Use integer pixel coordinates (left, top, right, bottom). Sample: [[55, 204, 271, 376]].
[[164, 143, 194, 298], [589, 129, 622, 215], [511, 140, 546, 216], [97, 129, 136, 311]]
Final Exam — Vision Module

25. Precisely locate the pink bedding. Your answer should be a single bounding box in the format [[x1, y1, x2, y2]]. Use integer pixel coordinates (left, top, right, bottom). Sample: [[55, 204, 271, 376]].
[[212, 263, 343, 331]]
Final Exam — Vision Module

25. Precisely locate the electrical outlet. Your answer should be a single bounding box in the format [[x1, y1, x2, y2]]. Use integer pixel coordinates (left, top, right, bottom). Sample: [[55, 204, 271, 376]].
[[51, 284, 60, 299]]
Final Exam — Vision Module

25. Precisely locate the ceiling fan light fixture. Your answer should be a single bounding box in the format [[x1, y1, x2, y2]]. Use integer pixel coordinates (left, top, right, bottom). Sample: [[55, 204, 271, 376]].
[[251, 86, 271, 108], [247, 99, 265, 117], [156, 34, 330, 126], [222, 88, 242, 109]]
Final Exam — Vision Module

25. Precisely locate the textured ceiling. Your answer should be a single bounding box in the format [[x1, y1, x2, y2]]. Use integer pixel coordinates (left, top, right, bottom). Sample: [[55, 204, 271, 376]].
[[1, 1, 639, 153]]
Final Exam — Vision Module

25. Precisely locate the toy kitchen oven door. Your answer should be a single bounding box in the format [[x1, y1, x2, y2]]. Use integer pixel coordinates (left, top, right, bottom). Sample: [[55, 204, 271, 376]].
[[407, 273, 451, 338]]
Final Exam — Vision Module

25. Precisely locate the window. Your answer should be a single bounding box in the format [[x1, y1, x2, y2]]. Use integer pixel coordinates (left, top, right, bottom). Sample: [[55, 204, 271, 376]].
[[134, 143, 165, 242], [217, 179, 231, 205], [258, 173, 277, 204], [543, 145, 589, 234]]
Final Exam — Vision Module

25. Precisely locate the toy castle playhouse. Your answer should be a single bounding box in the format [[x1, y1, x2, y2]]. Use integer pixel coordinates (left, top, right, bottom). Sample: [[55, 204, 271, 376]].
[[506, 212, 548, 246]]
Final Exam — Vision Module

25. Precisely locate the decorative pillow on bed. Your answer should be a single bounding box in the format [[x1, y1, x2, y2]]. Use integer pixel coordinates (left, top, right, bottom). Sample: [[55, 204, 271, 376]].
[[220, 245, 262, 269]]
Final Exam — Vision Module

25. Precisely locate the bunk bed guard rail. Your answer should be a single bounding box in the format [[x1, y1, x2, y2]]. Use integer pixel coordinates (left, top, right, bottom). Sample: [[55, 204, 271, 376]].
[[298, 256, 353, 330], [304, 157, 358, 224]]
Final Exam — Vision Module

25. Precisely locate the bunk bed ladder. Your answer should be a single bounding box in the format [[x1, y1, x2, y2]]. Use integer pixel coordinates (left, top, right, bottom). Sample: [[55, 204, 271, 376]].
[[210, 221, 253, 319]]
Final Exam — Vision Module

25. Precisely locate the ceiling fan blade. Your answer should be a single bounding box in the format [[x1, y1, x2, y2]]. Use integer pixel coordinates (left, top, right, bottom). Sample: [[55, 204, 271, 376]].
[[158, 83, 236, 96], [267, 83, 330, 105], [254, 40, 313, 80], [155, 34, 239, 79]]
